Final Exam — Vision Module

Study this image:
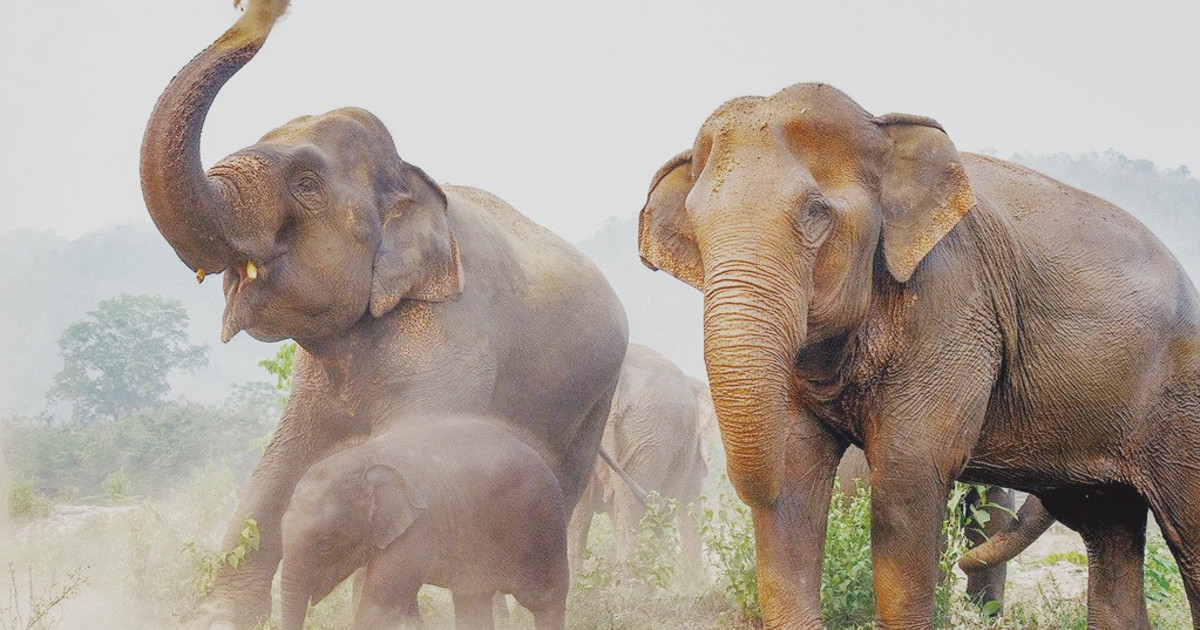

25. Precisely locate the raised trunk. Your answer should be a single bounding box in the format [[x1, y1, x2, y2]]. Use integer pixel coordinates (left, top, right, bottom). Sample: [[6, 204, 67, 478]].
[[139, 1, 289, 272], [702, 256, 807, 508]]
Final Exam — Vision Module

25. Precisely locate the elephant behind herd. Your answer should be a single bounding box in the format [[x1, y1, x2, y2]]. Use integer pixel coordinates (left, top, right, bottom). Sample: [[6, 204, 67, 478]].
[[136, 1, 1200, 629]]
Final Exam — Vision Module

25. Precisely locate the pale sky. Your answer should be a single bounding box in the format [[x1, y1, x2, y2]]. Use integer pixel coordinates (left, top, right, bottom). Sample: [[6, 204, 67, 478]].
[[1, 0, 1197, 243]]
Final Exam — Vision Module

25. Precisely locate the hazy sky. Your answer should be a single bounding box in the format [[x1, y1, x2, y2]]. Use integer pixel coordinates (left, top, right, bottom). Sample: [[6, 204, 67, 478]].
[[1, 0, 1197, 243]]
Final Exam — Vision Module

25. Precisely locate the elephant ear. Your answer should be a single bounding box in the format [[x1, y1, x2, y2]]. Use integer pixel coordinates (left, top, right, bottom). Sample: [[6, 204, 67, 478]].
[[364, 463, 428, 550], [638, 150, 704, 291], [874, 113, 977, 283], [370, 162, 464, 317]]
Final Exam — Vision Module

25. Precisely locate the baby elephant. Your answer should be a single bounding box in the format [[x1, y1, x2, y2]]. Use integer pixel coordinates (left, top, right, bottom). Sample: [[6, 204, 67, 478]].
[[280, 417, 569, 630]]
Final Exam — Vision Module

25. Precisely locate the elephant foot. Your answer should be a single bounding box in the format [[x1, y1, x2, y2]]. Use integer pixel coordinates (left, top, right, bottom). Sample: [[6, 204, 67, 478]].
[[182, 596, 269, 630]]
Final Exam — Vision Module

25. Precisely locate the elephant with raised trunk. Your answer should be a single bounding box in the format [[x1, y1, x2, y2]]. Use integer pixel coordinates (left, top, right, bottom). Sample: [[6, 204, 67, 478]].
[[638, 82, 1200, 629], [140, 2, 627, 628], [568, 344, 715, 573], [280, 418, 568, 630]]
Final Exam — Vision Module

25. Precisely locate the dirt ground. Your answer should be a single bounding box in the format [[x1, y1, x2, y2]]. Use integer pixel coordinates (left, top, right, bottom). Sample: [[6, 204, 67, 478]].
[[999, 521, 1088, 602]]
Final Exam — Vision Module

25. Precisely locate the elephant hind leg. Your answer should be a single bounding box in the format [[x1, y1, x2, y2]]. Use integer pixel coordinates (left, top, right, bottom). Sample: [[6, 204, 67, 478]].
[[1041, 486, 1151, 630], [1145, 472, 1200, 628]]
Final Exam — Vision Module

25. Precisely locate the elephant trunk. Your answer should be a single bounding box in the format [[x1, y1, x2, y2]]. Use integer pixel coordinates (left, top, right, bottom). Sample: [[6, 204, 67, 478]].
[[139, 0, 290, 273], [279, 570, 311, 630], [958, 495, 1055, 573], [702, 249, 808, 508]]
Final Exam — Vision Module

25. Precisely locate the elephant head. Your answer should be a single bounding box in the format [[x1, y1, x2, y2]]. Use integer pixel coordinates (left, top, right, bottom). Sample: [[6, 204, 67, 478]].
[[140, 0, 461, 349], [638, 84, 975, 507], [280, 459, 427, 630]]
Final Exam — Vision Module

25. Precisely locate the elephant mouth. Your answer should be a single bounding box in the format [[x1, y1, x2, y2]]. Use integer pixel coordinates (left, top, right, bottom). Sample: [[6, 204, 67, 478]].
[[221, 273, 260, 342]]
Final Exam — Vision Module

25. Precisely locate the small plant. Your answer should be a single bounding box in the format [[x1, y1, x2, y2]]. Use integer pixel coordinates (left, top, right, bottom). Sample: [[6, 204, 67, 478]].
[[573, 494, 682, 593], [821, 481, 874, 627], [629, 496, 681, 590], [183, 516, 261, 601], [697, 479, 760, 624], [0, 565, 88, 630], [1144, 529, 1184, 603]]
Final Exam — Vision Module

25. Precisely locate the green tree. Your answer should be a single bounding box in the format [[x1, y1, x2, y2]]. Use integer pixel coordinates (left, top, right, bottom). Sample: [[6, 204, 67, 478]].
[[49, 294, 208, 421]]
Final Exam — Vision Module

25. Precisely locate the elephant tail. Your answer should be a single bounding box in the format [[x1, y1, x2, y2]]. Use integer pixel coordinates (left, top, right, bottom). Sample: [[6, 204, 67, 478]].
[[597, 446, 650, 507], [958, 495, 1055, 573]]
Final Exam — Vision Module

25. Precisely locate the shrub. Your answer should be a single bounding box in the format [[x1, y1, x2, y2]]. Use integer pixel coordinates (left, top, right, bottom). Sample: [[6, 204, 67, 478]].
[[697, 481, 759, 624], [821, 481, 874, 626], [7, 478, 51, 521]]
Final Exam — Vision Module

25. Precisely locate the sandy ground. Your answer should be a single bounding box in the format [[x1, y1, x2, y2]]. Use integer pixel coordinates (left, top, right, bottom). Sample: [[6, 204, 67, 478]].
[[999, 522, 1088, 602]]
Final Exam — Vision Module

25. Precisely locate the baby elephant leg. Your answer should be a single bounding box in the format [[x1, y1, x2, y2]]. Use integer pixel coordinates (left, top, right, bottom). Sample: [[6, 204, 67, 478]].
[[515, 559, 568, 630], [452, 591, 496, 630], [354, 566, 422, 630]]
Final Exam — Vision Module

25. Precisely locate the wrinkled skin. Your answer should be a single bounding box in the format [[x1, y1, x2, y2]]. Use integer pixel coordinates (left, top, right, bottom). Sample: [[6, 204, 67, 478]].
[[140, 3, 626, 628], [837, 447, 1019, 612], [280, 418, 568, 630], [959, 492, 1055, 574], [567, 344, 714, 573], [638, 82, 1200, 629]]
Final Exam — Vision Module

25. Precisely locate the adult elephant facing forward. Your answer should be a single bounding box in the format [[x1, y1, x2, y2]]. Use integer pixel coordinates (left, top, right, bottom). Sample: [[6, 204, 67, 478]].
[[639, 83, 1200, 629], [140, 2, 627, 628]]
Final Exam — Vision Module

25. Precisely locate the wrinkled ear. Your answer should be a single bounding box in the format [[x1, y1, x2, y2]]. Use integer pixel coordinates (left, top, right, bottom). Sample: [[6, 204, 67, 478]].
[[874, 114, 977, 283], [364, 463, 428, 550], [370, 162, 464, 317], [638, 150, 703, 290]]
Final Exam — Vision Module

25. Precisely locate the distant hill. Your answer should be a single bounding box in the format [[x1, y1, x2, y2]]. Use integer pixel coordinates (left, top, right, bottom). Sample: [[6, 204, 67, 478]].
[[2, 150, 1196, 416]]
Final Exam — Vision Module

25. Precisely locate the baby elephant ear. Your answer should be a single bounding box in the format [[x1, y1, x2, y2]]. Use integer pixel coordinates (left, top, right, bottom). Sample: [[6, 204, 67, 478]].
[[638, 150, 704, 291], [370, 162, 464, 318], [365, 464, 428, 550], [874, 114, 977, 283]]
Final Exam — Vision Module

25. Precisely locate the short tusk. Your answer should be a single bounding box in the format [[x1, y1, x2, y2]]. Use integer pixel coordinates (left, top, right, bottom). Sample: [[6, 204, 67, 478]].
[[196, 268, 206, 284], [245, 261, 258, 280]]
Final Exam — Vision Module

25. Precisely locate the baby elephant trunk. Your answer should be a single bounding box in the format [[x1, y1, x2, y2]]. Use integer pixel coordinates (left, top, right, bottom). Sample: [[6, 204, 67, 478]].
[[279, 570, 313, 630]]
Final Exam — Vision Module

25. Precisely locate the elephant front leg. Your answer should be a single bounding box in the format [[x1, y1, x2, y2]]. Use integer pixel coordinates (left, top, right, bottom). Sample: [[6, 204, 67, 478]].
[[869, 462, 958, 630], [753, 421, 845, 630], [867, 354, 995, 629], [187, 412, 359, 629]]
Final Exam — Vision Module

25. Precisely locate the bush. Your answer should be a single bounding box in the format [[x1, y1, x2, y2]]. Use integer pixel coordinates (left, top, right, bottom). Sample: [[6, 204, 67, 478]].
[[3, 399, 273, 501], [8, 478, 51, 521]]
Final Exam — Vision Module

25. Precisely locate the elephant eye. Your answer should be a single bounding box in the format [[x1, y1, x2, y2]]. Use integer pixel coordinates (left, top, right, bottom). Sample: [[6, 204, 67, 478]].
[[316, 534, 336, 555], [290, 172, 328, 215], [798, 198, 833, 245]]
